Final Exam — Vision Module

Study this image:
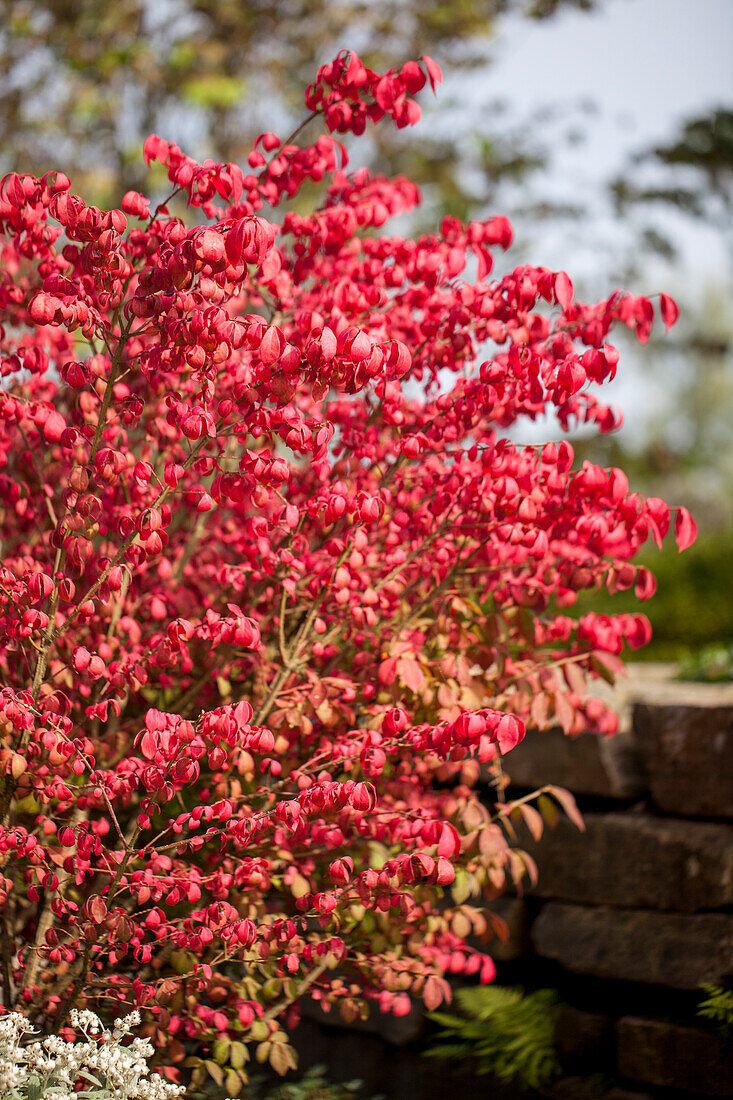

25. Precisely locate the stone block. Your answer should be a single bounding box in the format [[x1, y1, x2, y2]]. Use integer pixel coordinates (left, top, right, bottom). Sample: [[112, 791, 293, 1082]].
[[554, 1006, 614, 1071], [531, 903, 733, 988], [551, 1078, 604, 1100], [552, 1078, 653, 1100], [617, 1016, 733, 1096], [524, 813, 733, 912], [633, 687, 733, 819], [503, 726, 646, 800], [292, 1018, 467, 1100], [603, 1091, 655, 1100], [300, 994, 424, 1046], [484, 897, 528, 961]]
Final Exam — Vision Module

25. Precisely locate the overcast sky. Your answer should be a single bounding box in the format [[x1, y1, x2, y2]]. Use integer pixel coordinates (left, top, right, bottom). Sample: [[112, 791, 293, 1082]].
[[439, 0, 733, 284], [436, 0, 733, 445], [493, 0, 733, 153]]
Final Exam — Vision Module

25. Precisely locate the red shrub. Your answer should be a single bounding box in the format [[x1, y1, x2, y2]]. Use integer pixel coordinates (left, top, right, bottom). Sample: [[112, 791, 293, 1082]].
[[0, 49, 692, 1086]]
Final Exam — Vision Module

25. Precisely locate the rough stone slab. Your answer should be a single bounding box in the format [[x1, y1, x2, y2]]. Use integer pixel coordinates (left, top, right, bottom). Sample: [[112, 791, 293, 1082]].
[[554, 1006, 614, 1071], [293, 1018, 489, 1100], [617, 1016, 733, 1096], [603, 1091, 654, 1100], [503, 726, 646, 799], [300, 994, 424, 1046], [531, 903, 733, 988], [627, 678, 733, 709], [524, 813, 733, 912], [553, 1079, 654, 1100], [552, 1078, 607, 1100], [504, 672, 733, 810], [634, 693, 733, 819]]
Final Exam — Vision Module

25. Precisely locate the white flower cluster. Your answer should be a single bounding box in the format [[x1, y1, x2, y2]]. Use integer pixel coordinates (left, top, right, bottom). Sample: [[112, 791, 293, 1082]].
[[0, 1010, 186, 1100]]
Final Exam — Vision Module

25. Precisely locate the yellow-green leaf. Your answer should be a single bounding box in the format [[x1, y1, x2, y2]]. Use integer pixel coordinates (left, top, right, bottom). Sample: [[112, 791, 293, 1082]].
[[205, 1060, 223, 1087], [212, 1038, 230, 1065], [269, 1041, 298, 1076]]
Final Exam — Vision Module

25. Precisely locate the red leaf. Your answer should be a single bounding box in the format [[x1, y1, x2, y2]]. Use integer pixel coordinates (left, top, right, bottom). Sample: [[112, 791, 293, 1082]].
[[87, 896, 108, 924], [634, 296, 654, 344], [625, 613, 652, 650], [546, 786, 585, 832], [563, 661, 587, 697], [349, 330, 372, 361], [374, 76, 396, 112], [473, 244, 493, 281], [437, 822, 460, 858], [554, 271, 574, 311], [423, 974, 447, 1011], [530, 691, 550, 728], [496, 713, 525, 754], [321, 326, 337, 361], [422, 56, 443, 91], [520, 803, 544, 842], [378, 655, 398, 686], [259, 326, 283, 365], [140, 731, 157, 760], [675, 506, 697, 552], [553, 691, 575, 735], [398, 655, 424, 693], [660, 293, 679, 330], [43, 411, 66, 443]]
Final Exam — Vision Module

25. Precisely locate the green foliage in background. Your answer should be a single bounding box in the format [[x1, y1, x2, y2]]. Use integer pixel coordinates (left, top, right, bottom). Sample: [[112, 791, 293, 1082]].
[[697, 984, 733, 1041], [572, 528, 733, 662], [677, 644, 733, 683], [425, 985, 560, 1090]]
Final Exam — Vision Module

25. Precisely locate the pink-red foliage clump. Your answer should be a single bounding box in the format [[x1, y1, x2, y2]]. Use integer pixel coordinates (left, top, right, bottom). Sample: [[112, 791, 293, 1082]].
[[0, 48, 694, 1086]]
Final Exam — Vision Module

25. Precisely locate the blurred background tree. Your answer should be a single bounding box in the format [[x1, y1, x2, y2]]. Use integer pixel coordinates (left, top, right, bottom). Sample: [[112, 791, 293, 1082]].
[[0, 0, 594, 202], [612, 107, 733, 269]]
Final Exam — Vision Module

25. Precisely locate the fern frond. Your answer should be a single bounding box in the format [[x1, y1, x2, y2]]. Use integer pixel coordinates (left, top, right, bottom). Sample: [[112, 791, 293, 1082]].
[[425, 984, 561, 1089]]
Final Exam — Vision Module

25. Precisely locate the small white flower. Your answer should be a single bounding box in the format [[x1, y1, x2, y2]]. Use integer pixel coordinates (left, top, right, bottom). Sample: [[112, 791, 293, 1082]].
[[0, 1012, 184, 1100]]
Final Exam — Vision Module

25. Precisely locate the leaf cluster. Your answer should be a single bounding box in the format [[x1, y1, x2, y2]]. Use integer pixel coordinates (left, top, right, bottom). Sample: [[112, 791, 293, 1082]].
[[5, 1076, 112, 1100], [191, 1063, 378, 1100], [571, 528, 733, 661]]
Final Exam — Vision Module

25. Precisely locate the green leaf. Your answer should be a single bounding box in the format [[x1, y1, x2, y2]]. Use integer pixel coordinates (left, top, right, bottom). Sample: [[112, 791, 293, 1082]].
[[249, 1019, 269, 1042], [181, 75, 245, 109], [167, 41, 197, 70], [451, 868, 474, 905], [537, 794, 559, 828]]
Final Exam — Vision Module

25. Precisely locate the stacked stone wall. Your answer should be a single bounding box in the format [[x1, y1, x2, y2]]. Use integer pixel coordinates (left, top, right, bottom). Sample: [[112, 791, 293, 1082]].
[[292, 672, 733, 1098]]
